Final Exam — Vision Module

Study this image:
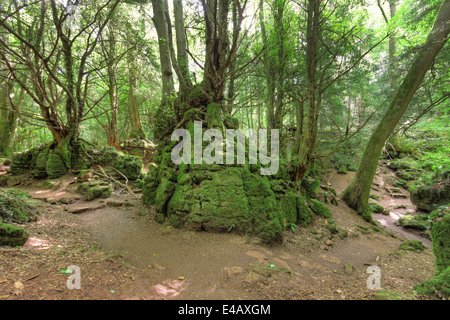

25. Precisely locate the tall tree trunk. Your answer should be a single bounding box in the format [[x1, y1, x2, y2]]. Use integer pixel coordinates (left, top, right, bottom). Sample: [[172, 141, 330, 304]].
[[295, 0, 320, 184], [0, 33, 19, 155], [127, 45, 146, 140], [202, 0, 230, 104], [173, 0, 191, 92], [152, 0, 175, 104], [342, 0, 450, 215]]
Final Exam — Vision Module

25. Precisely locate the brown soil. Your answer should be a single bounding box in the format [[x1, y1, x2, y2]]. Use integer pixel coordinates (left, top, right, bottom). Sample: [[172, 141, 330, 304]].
[[0, 164, 437, 300]]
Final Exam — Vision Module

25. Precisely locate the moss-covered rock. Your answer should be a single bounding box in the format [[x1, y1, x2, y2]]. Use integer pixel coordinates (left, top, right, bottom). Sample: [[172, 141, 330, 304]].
[[368, 200, 383, 212], [10, 145, 45, 175], [77, 181, 112, 201], [0, 189, 39, 223], [113, 154, 143, 180], [77, 169, 93, 182], [34, 151, 49, 179], [46, 150, 68, 178], [410, 178, 450, 212], [0, 222, 29, 247], [309, 199, 332, 218], [296, 195, 313, 227], [396, 216, 429, 230], [94, 147, 143, 181], [399, 239, 426, 252]]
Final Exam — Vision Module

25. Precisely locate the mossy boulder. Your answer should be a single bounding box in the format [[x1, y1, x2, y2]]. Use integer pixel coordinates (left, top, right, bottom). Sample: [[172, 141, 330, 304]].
[[77, 169, 93, 182], [77, 180, 112, 201], [95, 147, 143, 180], [410, 178, 450, 212], [368, 200, 385, 214], [143, 151, 310, 243], [396, 216, 429, 230], [309, 199, 332, 218], [0, 223, 29, 247], [10, 145, 45, 175], [0, 189, 39, 223], [46, 150, 68, 178], [33, 151, 49, 179]]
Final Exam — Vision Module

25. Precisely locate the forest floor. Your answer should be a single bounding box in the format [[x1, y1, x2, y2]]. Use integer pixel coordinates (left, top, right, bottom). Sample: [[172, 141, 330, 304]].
[[0, 162, 438, 300]]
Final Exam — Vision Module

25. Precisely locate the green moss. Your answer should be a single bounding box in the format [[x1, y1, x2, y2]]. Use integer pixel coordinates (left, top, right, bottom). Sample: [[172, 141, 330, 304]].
[[113, 154, 143, 180], [399, 239, 426, 252], [77, 169, 93, 182], [397, 216, 429, 230], [325, 219, 339, 234], [77, 181, 111, 201], [0, 189, 39, 223], [337, 165, 348, 174], [302, 178, 321, 195], [46, 150, 68, 178], [368, 200, 385, 214], [309, 199, 332, 218], [431, 213, 450, 275], [0, 222, 29, 247], [414, 266, 450, 299], [297, 195, 313, 227], [34, 151, 49, 179]]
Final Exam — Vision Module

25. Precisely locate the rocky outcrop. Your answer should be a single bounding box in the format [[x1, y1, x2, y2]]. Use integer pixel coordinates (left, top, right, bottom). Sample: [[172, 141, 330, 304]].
[[410, 177, 450, 212]]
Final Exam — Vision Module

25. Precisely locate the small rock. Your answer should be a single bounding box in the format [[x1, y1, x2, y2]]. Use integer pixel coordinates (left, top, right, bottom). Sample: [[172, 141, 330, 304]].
[[326, 240, 333, 246]]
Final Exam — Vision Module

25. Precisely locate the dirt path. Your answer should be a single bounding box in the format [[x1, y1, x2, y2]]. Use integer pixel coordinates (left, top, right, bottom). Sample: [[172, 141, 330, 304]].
[[0, 167, 437, 300]]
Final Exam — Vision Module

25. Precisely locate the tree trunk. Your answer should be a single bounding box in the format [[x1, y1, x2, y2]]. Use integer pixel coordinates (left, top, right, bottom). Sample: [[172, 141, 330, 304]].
[[0, 33, 19, 155], [295, 0, 320, 184], [152, 0, 175, 104], [173, 0, 191, 91], [127, 45, 146, 139], [342, 0, 450, 215]]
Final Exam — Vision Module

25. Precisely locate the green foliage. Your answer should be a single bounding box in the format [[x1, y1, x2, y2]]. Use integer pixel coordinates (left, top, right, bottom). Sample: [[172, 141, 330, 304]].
[[414, 266, 450, 299]]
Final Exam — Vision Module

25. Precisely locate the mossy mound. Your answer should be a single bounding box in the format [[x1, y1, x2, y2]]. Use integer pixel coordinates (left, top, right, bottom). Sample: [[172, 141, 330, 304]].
[[0, 222, 29, 247], [399, 239, 426, 252], [142, 146, 316, 244], [410, 178, 450, 212], [95, 146, 143, 181], [10, 144, 70, 179], [77, 180, 112, 201], [10, 145, 46, 175], [308, 198, 332, 218], [0, 189, 40, 223], [46, 150, 68, 178]]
